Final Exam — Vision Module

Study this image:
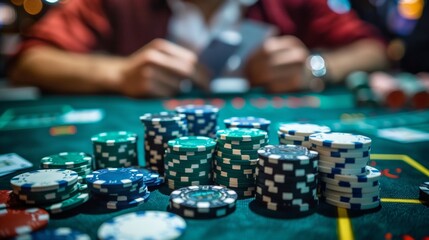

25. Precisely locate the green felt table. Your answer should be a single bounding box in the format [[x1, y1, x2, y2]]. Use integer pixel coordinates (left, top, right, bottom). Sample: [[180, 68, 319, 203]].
[[0, 88, 428, 240]]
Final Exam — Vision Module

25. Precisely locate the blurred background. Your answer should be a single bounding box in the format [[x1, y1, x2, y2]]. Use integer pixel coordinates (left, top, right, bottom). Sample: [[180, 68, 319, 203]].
[[0, 0, 428, 79]]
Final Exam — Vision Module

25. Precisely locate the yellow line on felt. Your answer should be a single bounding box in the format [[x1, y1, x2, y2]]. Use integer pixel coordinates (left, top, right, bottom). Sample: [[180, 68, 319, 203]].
[[371, 154, 429, 177], [337, 208, 354, 240], [370, 154, 403, 160], [381, 198, 422, 204]]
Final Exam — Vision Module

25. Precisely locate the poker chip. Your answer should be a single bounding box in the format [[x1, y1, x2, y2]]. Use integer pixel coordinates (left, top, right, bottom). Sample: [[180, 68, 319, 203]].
[[175, 105, 219, 138], [98, 211, 186, 240], [255, 144, 319, 214], [42, 191, 90, 214], [169, 185, 237, 219], [168, 136, 216, 152], [14, 227, 90, 240], [91, 131, 138, 169], [216, 128, 268, 141], [139, 168, 164, 188], [0, 208, 49, 238], [278, 123, 331, 149], [321, 166, 381, 183], [40, 152, 93, 184], [419, 182, 429, 203], [10, 169, 78, 192], [98, 190, 150, 210], [0, 190, 22, 209], [85, 168, 143, 190], [309, 132, 372, 149], [140, 112, 188, 174], [324, 197, 380, 210], [224, 116, 271, 131]]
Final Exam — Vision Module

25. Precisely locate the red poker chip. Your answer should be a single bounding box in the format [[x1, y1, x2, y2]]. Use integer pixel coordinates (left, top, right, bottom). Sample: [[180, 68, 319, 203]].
[[0, 208, 49, 238], [0, 190, 23, 209]]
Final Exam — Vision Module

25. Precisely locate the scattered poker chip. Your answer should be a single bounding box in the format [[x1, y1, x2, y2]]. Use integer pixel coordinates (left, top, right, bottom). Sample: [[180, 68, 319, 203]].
[[14, 227, 91, 240], [278, 123, 331, 136], [224, 116, 271, 131], [419, 182, 429, 202], [168, 136, 216, 152], [0, 208, 49, 238], [10, 169, 78, 192], [216, 128, 268, 141], [97, 211, 186, 240], [40, 152, 92, 169], [324, 197, 380, 210], [169, 185, 237, 218], [309, 132, 372, 149], [85, 168, 143, 190], [42, 192, 90, 214]]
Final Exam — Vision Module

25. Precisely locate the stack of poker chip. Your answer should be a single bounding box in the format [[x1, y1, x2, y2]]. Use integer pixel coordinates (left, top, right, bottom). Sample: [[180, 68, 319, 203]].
[[224, 116, 271, 131], [168, 185, 237, 219], [175, 105, 219, 138], [140, 112, 188, 174], [85, 168, 150, 210], [9, 169, 90, 214], [0, 208, 50, 239], [40, 152, 93, 183], [255, 145, 319, 214], [214, 128, 269, 198], [97, 211, 186, 240], [91, 131, 138, 169], [278, 123, 331, 149], [164, 136, 215, 190], [309, 132, 381, 210], [419, 182, 429, 204]]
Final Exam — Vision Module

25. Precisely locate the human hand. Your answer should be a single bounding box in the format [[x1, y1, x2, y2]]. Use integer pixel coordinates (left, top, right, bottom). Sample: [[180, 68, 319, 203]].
[[116, 39, 209, 98], [245, 35, 311, 93]]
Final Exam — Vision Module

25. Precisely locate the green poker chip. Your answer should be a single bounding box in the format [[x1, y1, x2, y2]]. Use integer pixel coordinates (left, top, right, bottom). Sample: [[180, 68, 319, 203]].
[[91, 131, 137, 145], [41, 152, 92, 168], [216, 128, 268, 141], [216, 146, 260, 156], [168, 136, 216, 152], [43, 191, 90, 214], [216, 151, 259, 160], [215, 156, 258, 166]]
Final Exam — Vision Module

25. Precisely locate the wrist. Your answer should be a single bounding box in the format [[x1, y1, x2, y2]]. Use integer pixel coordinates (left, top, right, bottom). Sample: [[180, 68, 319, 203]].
[[92, 56, 127, 93]]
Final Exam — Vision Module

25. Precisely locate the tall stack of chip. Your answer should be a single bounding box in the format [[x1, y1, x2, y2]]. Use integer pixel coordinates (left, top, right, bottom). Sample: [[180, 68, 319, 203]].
[[278, 123, 331, 149], [140, 112, 188, 174], [255, 145, 319, 214], [175, 105, 219, 138], [85, 168, 150, 210], [214, 128, 268, 198], [91, 131, 138, 169], [309, 132, 381, 210], [223, 116, 271, 132], [40, 152, 93, 183], [9, 169, 90, 214], [164, 136, 215, 190], [169, 185, 237, 218]]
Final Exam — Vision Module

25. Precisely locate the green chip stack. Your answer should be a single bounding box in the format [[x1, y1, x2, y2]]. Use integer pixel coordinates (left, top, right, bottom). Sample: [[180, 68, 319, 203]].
[[214, 128, 269, 198], [91, 131, 138, 169], [165, 136, 216, 190], [40, 152, 93, 183]]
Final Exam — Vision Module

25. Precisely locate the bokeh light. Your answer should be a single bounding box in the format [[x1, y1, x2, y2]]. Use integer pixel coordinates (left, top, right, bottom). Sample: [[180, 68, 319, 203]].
[[10, 0, 24, 6], [387, 3, 418, 36], [23, 0, 43, 15], [0, 3, 17, 27], [387, 38, 406, 61], [44, 0, 59, 4], [398, 0, 424, 20], [327, 0, 351, 14]]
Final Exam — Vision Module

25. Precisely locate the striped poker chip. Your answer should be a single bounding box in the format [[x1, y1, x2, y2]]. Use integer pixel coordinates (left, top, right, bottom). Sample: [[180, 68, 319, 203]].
[[309, 132, 372, 149], [0, 208, 49, 238], [10, 169, 78, 192]]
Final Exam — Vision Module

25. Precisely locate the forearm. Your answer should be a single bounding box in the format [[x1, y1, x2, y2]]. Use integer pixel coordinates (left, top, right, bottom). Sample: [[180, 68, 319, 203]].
[[9, 46, 125, 94], [323, 39, 389, 84]]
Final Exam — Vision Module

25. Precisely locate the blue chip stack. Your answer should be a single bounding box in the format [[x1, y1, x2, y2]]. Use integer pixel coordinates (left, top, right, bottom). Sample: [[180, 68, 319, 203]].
[[140, 112, 188, 174], [86, 168, 151, 210], [224, 116, 271, 132], [256, 145, 319, 215], [164, 136, 215, 190], [175, 105, 219, 138], [309, 132, 381, 210]]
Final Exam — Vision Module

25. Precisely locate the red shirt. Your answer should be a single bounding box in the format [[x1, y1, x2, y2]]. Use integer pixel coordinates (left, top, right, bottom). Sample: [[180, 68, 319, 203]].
[[19, 0, 383, 56]]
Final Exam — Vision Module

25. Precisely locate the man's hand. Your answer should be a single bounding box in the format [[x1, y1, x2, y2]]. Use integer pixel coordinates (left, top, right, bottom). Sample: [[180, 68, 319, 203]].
[[245, 35, 311, 93], [116, 39, 209, 98]]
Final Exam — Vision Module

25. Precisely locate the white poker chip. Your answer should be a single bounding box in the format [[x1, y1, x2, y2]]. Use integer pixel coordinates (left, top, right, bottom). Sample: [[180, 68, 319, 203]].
[[279, 123, 331, 136], [309, 132, 372, 149], [97, 211, 186, 240], [10, 169, 78, 192], [321, 166, 381, 183]]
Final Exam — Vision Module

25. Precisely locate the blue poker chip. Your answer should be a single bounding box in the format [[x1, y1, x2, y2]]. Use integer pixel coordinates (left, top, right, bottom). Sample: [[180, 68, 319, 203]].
[[85, 168, 143, 190], [175, 104, 219, 116], [99, 189, 151, 210], [140, 112, 186, 125], [224, 116, 271, 129], [17, 227, 90, 240]]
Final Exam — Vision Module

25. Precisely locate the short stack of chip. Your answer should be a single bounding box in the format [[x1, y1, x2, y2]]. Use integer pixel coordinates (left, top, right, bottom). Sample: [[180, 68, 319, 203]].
[[40, 152, 93, 183], [86, 168, 150, 210], [224, 116, 271, 132], [91, 131, 138, 169], [164, 136, 215, 190], [214, 128, 268, 198], [9, 169, 90, 214], [175, 105, 219, 138], [278, 123, 331, 149], [255, 145, 319, 214], [140, 112, 188, 174], [169, 185, 237, 219], [309, 132, 381, 210]]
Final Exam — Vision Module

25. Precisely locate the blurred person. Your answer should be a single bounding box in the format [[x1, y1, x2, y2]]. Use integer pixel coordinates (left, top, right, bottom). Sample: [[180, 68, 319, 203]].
[[8, 0, 388, 98]]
